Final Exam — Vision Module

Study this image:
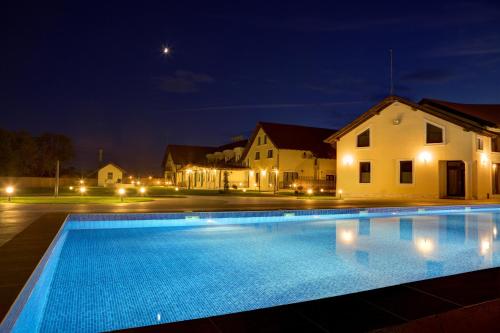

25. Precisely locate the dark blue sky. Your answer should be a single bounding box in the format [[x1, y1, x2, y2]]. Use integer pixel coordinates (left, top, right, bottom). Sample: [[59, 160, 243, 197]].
[[2, 1, 500, 174]]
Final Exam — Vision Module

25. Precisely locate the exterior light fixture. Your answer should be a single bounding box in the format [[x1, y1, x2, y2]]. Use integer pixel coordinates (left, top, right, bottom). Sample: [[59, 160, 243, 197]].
[[242, 188, 247, 192], [118, 188, 126, 202], [261, 170, 267, 176], [419, 151, 431, 163], [342, 155, 354, 166], [5, 186, 14, 201], [139, 187, 146, 195], [307, 188, 313, 195], [320, 188, 324, 193], [175, 187, 179, 191], [480, 153, 489, 166], [69, 186, 74, 190], [79, 186, 87, 195], [187, 169, 193, 174], [79, 179, 84, 184], [163, 47, 170, 54], [148, 176, 152, 180], [338, 189, 343, 199], [249, 170, 254, 177]]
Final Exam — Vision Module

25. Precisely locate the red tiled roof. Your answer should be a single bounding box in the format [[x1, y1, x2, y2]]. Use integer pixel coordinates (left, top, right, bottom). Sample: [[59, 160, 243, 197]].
[[164, 145, 215, 166], [244, 122, 337, 159], [419, 99, 500, 127]]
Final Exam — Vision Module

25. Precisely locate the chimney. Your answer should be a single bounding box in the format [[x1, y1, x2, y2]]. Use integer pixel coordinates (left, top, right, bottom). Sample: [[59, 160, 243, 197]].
[[98, 149, 103, 164]]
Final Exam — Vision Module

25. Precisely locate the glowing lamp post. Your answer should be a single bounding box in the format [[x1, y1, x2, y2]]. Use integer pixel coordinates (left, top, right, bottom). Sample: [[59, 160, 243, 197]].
[[5, 186, 14, 202], [139, 186, 146, 196], [79, 186, 87, 196], [338, 189, 343, 199], [118, 188, 126, 202]]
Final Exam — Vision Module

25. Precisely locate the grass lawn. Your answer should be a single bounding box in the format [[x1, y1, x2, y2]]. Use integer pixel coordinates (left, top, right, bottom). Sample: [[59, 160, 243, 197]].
[[0, 196, 156, 204]]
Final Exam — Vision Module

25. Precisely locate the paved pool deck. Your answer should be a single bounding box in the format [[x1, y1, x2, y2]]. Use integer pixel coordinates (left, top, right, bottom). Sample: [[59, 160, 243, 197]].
[[2, 196, 500, 332]]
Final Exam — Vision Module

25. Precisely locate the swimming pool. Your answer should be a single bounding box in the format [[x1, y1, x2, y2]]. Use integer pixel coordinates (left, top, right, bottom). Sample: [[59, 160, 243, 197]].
[[2, 205, 500, 332]]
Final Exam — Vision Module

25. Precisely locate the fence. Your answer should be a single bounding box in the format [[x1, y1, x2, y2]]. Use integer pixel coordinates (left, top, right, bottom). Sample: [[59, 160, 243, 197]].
[[280, 176, 336, 190], [0, 177, 97, 188]]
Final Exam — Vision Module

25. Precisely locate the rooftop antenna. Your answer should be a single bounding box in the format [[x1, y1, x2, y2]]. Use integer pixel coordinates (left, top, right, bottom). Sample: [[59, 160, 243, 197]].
[[389, 49, 394, 96]]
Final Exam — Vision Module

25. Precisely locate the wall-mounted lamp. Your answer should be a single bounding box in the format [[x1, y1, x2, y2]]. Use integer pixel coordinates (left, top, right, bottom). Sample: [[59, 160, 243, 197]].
[[342, 155, 354, 166], [419, 151, 431, 163]]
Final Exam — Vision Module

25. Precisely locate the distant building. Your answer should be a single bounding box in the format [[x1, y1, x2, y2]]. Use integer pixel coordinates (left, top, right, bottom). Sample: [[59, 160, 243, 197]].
[[162, 140, 249, 189], [242, 122, 337, 192], [325, 96, 500, 199], [97, 163, 125, 187]]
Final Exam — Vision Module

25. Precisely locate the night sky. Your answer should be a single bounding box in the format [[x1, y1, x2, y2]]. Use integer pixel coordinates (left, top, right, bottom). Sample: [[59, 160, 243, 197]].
[[2, 1, 500, 175]]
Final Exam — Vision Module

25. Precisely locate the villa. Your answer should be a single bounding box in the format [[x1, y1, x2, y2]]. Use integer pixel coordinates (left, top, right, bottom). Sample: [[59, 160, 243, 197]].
[[325, 95, 500, 199], [162, 140, 249, 189], [242, 122, 337, 192]]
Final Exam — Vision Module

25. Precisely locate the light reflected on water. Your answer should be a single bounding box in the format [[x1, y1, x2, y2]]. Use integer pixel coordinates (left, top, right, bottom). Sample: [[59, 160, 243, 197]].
[[416, 238, 434, 255]]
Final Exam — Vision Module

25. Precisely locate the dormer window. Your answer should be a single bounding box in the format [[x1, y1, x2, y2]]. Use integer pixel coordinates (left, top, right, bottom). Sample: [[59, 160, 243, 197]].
[[426, 122, 444, 144], [257, 137, 261, 145], [357, 129, 370, 148]]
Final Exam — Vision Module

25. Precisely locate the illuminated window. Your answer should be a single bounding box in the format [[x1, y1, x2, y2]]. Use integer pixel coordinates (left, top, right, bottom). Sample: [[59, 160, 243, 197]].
[[107, 172, 113, 180], [399, 161, 413, 184], [359, 162, 371, 183], [357, 129, 370, 147], [255, 151, 260, 160], [426, 123, 444, 144], [267, 149, 273, 158]]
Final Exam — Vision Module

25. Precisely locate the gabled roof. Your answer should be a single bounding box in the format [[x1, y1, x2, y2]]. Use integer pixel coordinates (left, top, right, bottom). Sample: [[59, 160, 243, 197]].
[[98, 162, 126, 173], [324, 95, 500, 143], [419, 98, 500, 127], [217, 139, 249, 151], [163, 145, 215, 166], [243, 122, 337, 160], [161, 140, 249, 168]]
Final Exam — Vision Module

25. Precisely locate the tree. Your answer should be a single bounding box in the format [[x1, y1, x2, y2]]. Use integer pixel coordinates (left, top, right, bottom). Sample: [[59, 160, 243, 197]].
[[223, 171, 229, 192], [35, 133, 75, 176]]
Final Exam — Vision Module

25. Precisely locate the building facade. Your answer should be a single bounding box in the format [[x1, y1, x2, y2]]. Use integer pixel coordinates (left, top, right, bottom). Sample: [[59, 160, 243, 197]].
[[162, 140, 249, 190], [97, 163, 125, 187], [242, 122, 337, 192], [325, 96, 500, 199]]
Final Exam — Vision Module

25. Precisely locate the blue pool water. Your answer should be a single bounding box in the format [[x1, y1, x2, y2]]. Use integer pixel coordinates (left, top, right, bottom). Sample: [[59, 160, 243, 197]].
[[3, 206, 500, 332]]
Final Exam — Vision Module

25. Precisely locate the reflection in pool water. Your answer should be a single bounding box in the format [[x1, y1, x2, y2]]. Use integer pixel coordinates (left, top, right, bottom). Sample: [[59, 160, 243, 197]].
[[8, 209, 500, 332]]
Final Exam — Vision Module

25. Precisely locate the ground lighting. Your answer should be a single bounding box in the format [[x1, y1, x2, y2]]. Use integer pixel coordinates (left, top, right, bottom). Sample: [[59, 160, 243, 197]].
[[118, 188, 126, 202], [79, 186, 87, 195], [5, 186, 14, 202], [139, 187, 146, 196]]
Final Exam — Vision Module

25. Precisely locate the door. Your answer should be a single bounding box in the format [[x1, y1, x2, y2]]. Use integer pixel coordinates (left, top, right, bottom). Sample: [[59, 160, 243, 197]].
[[446, 161, 465, 197]]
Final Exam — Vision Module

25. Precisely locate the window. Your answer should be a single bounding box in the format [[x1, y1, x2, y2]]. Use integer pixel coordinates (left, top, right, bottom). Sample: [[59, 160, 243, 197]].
[[267, 149, 273, 158], [264, 135, 267, 144], [477, 137, 484, 151], [426, 123, 444, 144], [257, 137, 261, 145], [492, 137, 500, 152], [357, 129, 370, 147], [359, 162, 371, 183], [399, 161, 413, 184], [255, 151, 260, 160], [107, 172, 113, 180]]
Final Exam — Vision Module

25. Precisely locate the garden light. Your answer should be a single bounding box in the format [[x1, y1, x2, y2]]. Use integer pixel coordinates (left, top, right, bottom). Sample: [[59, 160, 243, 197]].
[[139, 186, 146, 195], [69, 186, 74, 190], [79, 186, 86, 195], [175, 187, 179, 191], [307, 189, 313, 195], [5, 186, 14, 202], [118, 188, 126, 202]]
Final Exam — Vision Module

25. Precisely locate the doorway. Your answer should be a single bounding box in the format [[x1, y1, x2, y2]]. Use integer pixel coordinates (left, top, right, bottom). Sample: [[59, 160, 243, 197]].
[[446, 161, 465, 197]]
